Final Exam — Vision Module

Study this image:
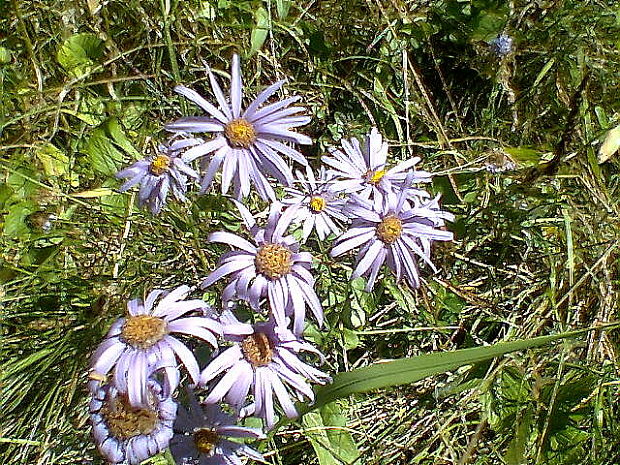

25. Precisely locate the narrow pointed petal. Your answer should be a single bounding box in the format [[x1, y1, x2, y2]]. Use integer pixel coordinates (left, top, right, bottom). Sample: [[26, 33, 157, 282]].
[[173, 85, 229, 123]]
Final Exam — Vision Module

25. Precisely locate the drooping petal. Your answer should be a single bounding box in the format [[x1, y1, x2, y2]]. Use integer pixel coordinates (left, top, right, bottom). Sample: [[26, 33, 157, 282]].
[[164, 336, 201, 384], [200, 346, 243, 384]]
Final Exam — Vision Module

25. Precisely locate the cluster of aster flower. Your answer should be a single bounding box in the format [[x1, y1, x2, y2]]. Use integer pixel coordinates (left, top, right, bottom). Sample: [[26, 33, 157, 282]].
[[90, 53, 454, 465]]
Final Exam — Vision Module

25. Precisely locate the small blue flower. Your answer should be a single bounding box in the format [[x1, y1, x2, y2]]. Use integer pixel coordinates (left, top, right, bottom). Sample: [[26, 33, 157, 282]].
[[490, 33, 514, 57], [116, 137, 202, 214]]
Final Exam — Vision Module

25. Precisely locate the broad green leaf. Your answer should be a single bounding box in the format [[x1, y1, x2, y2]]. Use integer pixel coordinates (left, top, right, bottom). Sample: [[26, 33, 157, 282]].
[[99, 180, 130, 218], [0, 46, 11, 64], [342, 328, 359, 351], [57, 33, 104, 78], [597, 124, 620, 163], [141, 450, 175, 464], [107, 118, 140, 157], [249, 7, 269, 56], [7, 167, 39, 198], [2, 202, 36, 237], [504, 408, 533, 465], [503, 147, 543, 167], [35, 143, 69, 177], [312, 329, 588, 410], [276, 0, 291, 19], [303, 402, 360, 465], [594, 106, 609, 129], [83, 127, 124, 176], [470, 10, 507, 41], [61, 95, 106, 125]]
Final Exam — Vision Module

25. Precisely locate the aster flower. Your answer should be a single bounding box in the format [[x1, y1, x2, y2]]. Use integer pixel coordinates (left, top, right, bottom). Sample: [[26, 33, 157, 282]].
[[201, 201, 321, 335], [170, 389, 264, 465], [281, 166, 348, 242], [331, 177, 454, 291], [322, 127, 431, 204], [90, 285, 222, 407], [90, 379, 176, 465], [116, 136, 203, 214], [165, 54, 311, 200], [200, 312, 331, 429]]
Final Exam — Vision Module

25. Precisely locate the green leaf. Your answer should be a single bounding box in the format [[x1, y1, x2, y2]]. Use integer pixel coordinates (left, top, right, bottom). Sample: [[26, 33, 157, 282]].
[[249, 7, 270, 56], [594, 106, 609, 129], [0, 46, 11, 64], [83, 127, 124, 176], [470, 10, 508, 41], [342, 328, 359, 351], [503, 147, 543, 167], [276, 0, 291, 19], [598, 124, 620, 164], [2, 202, 36, 237], [56, 33, 105, 78], [106, 118, 140, 157], [504, 408, 533, 465], [303, 402, 360, 465], [532, 58, 556, 88], [141, 450, 176, 464], [35, 143, 69, 177], [312, 329, 589, 410], [7, 167, 39, 198], [372, 78, 403, 142], [61, 95, 106, 125]]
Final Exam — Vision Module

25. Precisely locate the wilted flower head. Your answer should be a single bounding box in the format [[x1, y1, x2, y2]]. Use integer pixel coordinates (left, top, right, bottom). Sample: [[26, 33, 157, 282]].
[[116, 137, 202, 214], [166, 54, 311, 200], [282, 166, 348, 242], [331, 178, 454, 291], [90, 285, 221, 407], [90, 380, 176, 465], [200, 312, 331, 429], [201, 201, 322, 335], [171, 389, 264, 465], [323, 128, 431, 204]]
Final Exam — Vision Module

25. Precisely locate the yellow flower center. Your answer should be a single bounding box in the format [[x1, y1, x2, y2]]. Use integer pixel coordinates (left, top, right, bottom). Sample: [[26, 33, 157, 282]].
[[193, 428, 219, 455], [376, 215, 403, 244], [242, 332, 273, 367], [150, 154, 171, 176], [224, 118, 257, 148], [255, 243, 293, 279], [365, 169, 386, 185], [121, 315, 167, 349], [309, 196, 326, 213], [101, 394, 158, 440]]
